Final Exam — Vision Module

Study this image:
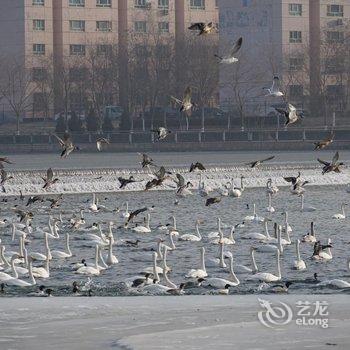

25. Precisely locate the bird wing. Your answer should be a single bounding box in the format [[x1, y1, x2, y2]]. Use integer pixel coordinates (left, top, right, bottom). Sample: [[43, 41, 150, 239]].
[[0, 169, 5, 181], [47, 168, 53, 181], [53, 134, 65, 147], [188, 22, 205, 31], [271, 76, 279, 92], [183, 87, 192, 104], [176, 174, 185, 187], [260, 156, 275, 163], [283, 176, 296, 183], [331, 151, 339, 165], [196, 162, 206, 170], [155, 166, 166, 179], [317, 158, 330, 166], [274, 107, 288, 117], [230, 37, 243, 56], [288, 103, 297, 112], [170, 96, 183, 105]]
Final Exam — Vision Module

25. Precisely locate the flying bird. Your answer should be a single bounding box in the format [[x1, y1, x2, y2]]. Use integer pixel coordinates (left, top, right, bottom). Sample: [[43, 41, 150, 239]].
[[151, 127, 171, 141], [139, 153, 156, 168], [125, 206, 154, 227], [46, 195, 63, 209], [314, 133, 334, 151], [275, 103, 303, 126], [215, 37, 242, 64], [189, 162, 206, 172], [263, 76, 284, 97], [205, 197, 222, 207], [96, 138, 110, 151], [188, 22, 217, 35], [118, 176, 136, 189], [54, 132, 80, 158], [42, 168, 59, 189], [26, 195, 43, 206], [14, 209, 34, 222], [317, 151, 344, 175], [245, 156, 275, 168], [171, 87, 196, 115], [284, 172, 301, 186]]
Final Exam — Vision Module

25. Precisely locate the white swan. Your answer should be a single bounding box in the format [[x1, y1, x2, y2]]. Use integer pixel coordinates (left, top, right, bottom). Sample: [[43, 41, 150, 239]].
[[89, 193, 99, 212], [266, 193, 275, 213], [179, 220, 202, 242], [186, 247, 208, 278], [121, 202, 130, 218], [166, 216, 179, 236], [207, 217, 222, 239], [133, 214, 151, 233], [317, 279, 350, 289], [256, 224, 283, 253], [202, 256, 240, 288], [206, 241, 227, 268], [300, 194, 316, 212], [316, 238, 333, 261], [32, 254, 50, 279], [30, 232, 52, 261], [84, 224, 109, 246], [234, 247, 258, 274], [229, 176, 244, 197], [106, 236, 118, 265], [244, 204, 264, 223], [76, 245, 100, 276], [249, 249, 281, 283], [142, 252, 163, 276], [210, 226, 235, 245], [2, 255, 36, 287], [243, 220, 270, 241], [50, 233, 72, 259], [332, 203, 346, 219], [293, 239, 306, 270], [198, 173, 212, 197], [302, 222, 317, 243], [281, 211, 292, 233]]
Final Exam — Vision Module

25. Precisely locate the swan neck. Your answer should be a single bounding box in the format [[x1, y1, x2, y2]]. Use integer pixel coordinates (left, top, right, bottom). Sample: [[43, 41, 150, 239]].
[[153, 254, 160, 282], [11, 258, 19, 279], [28, 262, 36, 285], [229, 257, 239, 284], [251, 249, 258, 273], [296, 240, 301, 261], [200, 249, 206, 272]]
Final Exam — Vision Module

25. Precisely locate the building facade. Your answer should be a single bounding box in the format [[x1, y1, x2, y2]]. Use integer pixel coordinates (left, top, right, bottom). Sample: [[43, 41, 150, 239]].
[[0, 0, 218, 120], [219, 0, 350, 120]]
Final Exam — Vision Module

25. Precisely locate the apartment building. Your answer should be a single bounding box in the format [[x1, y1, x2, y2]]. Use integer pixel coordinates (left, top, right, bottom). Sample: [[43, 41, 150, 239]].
[[219, 0, 350, 117], [0, 0, 218, 120]]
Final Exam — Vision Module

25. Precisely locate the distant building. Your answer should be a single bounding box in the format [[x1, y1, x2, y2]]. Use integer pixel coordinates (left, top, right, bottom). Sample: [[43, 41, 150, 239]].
[[219, 0, 350, 120], [0, 0, 218, 120]]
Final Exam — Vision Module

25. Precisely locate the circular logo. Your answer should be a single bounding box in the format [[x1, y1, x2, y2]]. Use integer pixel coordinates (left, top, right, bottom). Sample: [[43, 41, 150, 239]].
[[258, 298, 293, 328]]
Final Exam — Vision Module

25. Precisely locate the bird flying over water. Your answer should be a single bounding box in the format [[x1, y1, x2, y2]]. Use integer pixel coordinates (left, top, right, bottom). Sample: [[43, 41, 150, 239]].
[[118, 176, 136, 189], [139, 153, 156, 168], [96, 138, 110, 151], [54, 132, 80, 158], [189, 162, 206, 172], [42, 168, 59, 189], [188, 22, 217, 35], [215, 37, 242, 64], [151, 127, 171, 141], [317, 151, 344, 175], [314, 133, 334, 151], [245, 156, 275, 168], [275, 103, 303, 126]]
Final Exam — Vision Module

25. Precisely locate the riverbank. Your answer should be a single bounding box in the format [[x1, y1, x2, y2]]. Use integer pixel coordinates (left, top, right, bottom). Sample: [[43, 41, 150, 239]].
[[0, 295, 348, 350]]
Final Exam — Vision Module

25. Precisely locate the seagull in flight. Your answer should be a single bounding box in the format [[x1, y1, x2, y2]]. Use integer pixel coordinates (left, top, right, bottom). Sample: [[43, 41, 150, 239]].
[[215, 37, 243, 64], [245, 156, 275, 168], [274, 103, 303, 126], [151, 127, 171, 141], [317, 151, 344, 175], [263, 76, 284, 97], [188, 22, 217, 36]]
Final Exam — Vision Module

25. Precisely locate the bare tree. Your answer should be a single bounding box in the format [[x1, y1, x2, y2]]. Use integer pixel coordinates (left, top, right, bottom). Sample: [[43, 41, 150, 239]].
[[0, 57, 36, 134]]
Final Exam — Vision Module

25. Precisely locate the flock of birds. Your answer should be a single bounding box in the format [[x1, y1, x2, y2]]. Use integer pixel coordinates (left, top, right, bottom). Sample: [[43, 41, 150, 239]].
[[0, 141, 350, 297]]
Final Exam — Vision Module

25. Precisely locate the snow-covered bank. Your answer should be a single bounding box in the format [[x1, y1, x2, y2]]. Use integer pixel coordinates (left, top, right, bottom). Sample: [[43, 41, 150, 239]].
[[0, 295, 348, 350], [1, 163, 349, 196]]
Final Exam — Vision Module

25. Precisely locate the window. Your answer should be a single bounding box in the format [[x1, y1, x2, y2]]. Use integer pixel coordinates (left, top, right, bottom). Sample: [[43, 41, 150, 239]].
[[32, 0, 44, 5], [33, 19, 45, 31], [70, 20, 85, 31], [158, 21, 169, 33], [69, 0, 85, 6], [289, 4, 302, 16], [158, 0, 169, 9], [289, 57, 303, 70], [289, 85, 303, 98], [135, 0, 148, 7], [33, 44, 45, 55], [96, 0, 111, 7], [190, 0, 205, 10], [97, 44, 112, 55], [327, 31, 344, 43], [289, 31, 302, 43], [327, 4, 343, 17], [96, 21, 112, 31], [70, 44, 86, 55], [134, 21, 147, 33], [69, 68, 87, 82], [325, 57, 344, 74], [32, 68, 47, 81]]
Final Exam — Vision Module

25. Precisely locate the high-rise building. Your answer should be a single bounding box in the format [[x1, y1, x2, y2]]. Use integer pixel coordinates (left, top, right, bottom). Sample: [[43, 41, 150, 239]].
[[0, 0, 218, 120], [219, 0, 350, 119]]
